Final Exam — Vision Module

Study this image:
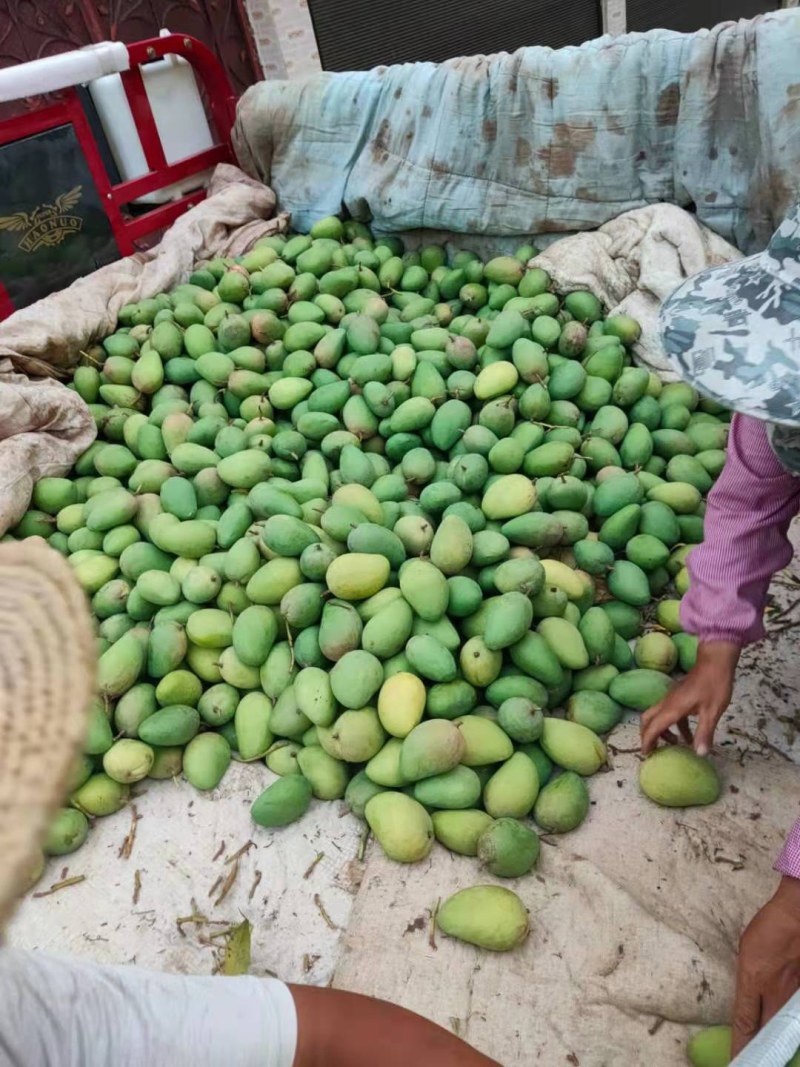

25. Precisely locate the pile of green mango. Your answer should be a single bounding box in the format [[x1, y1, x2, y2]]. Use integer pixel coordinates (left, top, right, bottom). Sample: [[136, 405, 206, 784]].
[[8, 215, 730, 881]]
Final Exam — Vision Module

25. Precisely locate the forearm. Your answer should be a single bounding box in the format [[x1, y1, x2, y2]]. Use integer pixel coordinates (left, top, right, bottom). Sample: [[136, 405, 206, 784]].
[[290, 986, 499, 1067], [681, 414, 800, 645]]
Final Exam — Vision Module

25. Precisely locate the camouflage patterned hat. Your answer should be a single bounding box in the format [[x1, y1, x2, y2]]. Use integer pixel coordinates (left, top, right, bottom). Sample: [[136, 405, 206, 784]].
[[661, 203, 800, 427]]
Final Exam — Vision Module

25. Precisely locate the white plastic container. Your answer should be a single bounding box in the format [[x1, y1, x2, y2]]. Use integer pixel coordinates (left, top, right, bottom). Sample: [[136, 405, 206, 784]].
[[88, 30, 214, 204]]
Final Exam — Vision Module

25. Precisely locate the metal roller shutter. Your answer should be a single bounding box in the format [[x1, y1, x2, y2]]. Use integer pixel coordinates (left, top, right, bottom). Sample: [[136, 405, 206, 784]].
[[307, 0, 603, 70], [626, 0, 779, 33]]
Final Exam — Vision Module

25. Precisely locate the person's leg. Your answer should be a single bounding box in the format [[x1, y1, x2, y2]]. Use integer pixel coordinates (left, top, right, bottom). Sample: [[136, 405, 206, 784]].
[[289, 985, 500, 1067]]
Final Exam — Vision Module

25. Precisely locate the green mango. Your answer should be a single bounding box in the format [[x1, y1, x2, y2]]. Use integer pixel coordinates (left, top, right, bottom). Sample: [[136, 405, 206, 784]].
[[43, 808, 90, 855], [571, 542, 618, 576], [361, 597, 414, 659], [251, 776, 313, 827], [625, 533, 670, 571], [247, 559, 302, 606], [566, 691, 622, 734], [537, 618, 589, 670], [477, 818, 540, 878], [634, 632, 678, 673], [397, 559, 448, 620], [501, 512, 564, 549], [234, 692, 274, 761], [33, 477, 77, 514], [399, 720, 465, 781], [483, 752, 539, 818], [523, 441, 574, 478], [577, 606, 615, 665], [592, 473, 643, 517], [533, 771, 589, 832], [365, 791, 434, 862], [485, 675, 548, 710], [509, 631, 564, 689], [145, 619, 187, 678], [85, 488, 138, 532], [481, 591, 533, 651], [517, 743, 553, 787], [319, 707, 386, 763], [289, 666, 334, 728], [430, 398, 472, 450], [259, 515, 318, 558], [328, 649, 384, 709], [686, 1027, 732, 1067], [413, 765, 482, 809], [454, 715, 513, 766], [609, 668, 672, 710], [72, 773, 129, 817], [573, 663, 619, 694], [154, 668, 201, 706], [341, 772, 386, 819], [364, 738, 406, 787], [540, 717, 606, 775], [97, 626, 149, 699], [437, 885, 528, 951], [607, 559, 651, 607], [501, 691, 546, 742], [597, 503, 641, 551], [138, 704, 200, 746], [297, 746, 349, 799], [426, 680, 478, 720], [666, 454, 714, 493], [103, 739, 154, 783], [317, 599, 362, 662], [82, 699, 114, 756], [639, 747, 721, 808], [609, 634, 634, 671], [264, 738, 302, 776], [405, 634, 457, 682], [673, 631, 698, 672], [432, 809, 495, 856]]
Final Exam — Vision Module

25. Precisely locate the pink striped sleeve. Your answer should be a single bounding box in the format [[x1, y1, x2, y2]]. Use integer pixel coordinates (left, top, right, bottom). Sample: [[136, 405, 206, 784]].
[[776, 820, 800, 880], [680, 414, 800, 645]]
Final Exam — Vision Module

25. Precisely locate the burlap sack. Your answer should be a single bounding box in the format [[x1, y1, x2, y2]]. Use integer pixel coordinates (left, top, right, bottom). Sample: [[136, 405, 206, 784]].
[[531, 204, 743, 382], [335, 723, 796, 1066]]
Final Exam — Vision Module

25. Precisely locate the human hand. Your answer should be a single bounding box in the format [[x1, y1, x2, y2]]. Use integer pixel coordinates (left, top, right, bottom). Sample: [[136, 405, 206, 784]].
[[640, 640, 740, 755], [732, 876, 800, 1055]]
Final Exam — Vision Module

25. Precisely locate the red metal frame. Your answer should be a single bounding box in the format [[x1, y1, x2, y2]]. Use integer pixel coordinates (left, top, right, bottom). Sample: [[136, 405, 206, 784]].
[[0, 33, 238, 318]]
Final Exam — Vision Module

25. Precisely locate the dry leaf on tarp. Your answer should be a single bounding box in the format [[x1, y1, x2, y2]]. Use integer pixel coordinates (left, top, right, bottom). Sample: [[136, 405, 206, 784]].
[[220, 919, 252, 977]]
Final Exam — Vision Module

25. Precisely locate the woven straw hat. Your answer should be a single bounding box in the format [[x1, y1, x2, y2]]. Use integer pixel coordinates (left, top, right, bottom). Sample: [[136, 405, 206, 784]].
[[0, 539, 95, 926]]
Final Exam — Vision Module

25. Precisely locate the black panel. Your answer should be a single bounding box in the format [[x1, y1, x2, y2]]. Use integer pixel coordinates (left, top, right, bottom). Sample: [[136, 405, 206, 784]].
[[76, 85, 122, 187], [308, 0, 602, 71], [0, 125, 118, 311], [627, 0, 778, 34]]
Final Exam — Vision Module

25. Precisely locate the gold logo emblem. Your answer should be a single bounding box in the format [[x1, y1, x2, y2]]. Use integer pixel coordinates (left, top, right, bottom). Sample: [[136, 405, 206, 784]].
[[0, 185, 83, 253]]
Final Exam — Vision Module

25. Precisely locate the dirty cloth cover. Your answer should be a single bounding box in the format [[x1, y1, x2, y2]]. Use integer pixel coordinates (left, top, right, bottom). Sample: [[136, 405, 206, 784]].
[[234, 10, 800, 256]]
